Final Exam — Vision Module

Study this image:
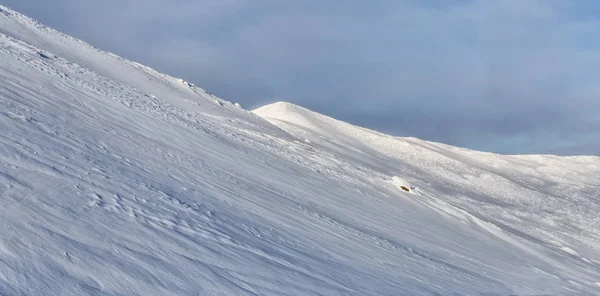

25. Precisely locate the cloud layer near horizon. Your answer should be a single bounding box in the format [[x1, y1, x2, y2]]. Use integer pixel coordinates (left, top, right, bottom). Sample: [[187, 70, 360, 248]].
[[3, 0, 599, 155]]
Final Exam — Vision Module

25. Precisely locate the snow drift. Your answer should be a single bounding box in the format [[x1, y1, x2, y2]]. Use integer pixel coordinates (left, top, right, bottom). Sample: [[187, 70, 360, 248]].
[[1, 5, 600, 295]]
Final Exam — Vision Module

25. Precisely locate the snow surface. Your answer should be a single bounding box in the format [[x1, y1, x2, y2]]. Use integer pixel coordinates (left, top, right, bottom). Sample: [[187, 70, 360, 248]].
[[1, 5, 600, 295]]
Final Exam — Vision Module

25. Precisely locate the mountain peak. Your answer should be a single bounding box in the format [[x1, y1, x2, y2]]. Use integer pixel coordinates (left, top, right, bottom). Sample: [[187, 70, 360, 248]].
[[253, 101, 361, 133], [253, 101, 312, 115]]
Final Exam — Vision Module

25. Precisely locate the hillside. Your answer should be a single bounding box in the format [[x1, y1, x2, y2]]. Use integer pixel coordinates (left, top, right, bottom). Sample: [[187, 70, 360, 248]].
[[1, 5, 600, 295]]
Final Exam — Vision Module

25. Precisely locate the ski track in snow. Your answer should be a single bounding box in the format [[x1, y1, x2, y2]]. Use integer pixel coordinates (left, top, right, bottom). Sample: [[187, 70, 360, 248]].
[[1, 4, 600, 295]]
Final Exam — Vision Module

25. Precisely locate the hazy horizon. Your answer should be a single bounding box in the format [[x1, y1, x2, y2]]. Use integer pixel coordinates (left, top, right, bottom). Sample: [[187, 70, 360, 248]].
[[2, 0, 599, 156]]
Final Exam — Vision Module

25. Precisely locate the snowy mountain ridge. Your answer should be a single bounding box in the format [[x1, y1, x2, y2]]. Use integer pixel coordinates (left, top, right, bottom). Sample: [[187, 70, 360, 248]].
[[1, 4, 600, 295]]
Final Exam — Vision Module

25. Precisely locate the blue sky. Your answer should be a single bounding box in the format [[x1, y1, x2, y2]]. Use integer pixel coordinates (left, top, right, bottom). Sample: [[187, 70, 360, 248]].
[[2, 0, 599, 155]]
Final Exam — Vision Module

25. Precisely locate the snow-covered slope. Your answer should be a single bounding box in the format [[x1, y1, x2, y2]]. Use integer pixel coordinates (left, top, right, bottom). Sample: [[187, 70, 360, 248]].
[[253, 103, 600, 293], [1, 5, 600, 295]]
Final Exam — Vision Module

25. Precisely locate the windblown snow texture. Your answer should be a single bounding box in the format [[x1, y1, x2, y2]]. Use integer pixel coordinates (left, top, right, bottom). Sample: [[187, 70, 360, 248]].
[[1, 5, 599, 295]]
